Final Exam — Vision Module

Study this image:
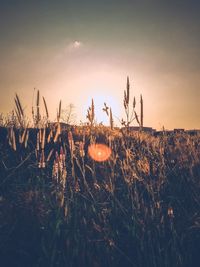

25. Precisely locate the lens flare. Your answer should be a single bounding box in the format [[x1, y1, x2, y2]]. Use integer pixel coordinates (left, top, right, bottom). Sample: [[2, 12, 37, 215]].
[[88, 143, 112, 162]]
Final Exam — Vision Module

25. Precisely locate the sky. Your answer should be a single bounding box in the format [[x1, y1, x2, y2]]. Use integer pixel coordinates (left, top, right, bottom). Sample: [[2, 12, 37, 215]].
[[0, 0, 200, 129]]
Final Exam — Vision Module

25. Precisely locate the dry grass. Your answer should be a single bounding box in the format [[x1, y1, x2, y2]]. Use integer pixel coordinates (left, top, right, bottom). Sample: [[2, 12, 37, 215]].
[[0, 78, 199, 267], [0, 124, 200, 267]]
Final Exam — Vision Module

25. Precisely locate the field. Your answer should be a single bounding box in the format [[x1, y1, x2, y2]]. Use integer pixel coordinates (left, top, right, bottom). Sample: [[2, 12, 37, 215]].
[[0, 125, 200, 267]]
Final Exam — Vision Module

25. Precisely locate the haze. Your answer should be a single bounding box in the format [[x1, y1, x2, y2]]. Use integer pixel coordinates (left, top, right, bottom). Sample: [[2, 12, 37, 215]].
[[0, 0, 200, 129]]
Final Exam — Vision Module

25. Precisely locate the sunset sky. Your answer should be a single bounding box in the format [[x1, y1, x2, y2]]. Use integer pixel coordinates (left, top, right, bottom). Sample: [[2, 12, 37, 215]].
[[0, 0, 200, 129]]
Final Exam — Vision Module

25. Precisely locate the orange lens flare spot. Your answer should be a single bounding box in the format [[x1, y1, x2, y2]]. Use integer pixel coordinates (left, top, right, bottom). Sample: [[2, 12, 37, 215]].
[[88, 143, 112, 162]]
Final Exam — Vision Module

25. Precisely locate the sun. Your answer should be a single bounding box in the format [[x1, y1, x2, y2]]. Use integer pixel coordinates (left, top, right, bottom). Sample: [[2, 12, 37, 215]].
[[85, 92, 120, 126]]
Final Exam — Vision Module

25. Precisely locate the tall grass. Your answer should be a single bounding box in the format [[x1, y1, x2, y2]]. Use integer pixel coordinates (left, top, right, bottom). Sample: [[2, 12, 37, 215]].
[[0, 125, 199, 267], [0, 78, 199, 267]]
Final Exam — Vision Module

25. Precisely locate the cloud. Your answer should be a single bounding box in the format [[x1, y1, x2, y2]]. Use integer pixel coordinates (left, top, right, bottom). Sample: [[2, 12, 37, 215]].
[[73, 41, 82, 48], [67, 41, 83, 51], [54, 40, 84, 61]]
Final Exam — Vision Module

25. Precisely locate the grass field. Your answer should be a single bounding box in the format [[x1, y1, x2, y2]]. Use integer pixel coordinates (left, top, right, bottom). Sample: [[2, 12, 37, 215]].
[[0, 125, 200, 267]]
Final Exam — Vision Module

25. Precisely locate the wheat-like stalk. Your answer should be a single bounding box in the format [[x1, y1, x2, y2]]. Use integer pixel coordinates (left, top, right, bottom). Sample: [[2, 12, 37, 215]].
[[126, 76, 130, 106], [134, 111, 140, 126], [20, 128, 27, 144], [43, 96, 49, 119], [36, 131, 40, 152], [41, 128, 46, 149], [91, 98, 94, 120], [57, 100, 62, 122], [140, 94, 143, 129], [133, 96, 136, 109], [86, 98, 95, 127], [35, 90, 40, 127], [54, 123, 61, 143], [103, 102, 109, 116], [24, 130, 29, 148], [110, 108, 114, 130], [9, 127, 16, 151], [14, 107, 21, 126], [14, 94, 24, 127], [68, 131, 75, 156], [47, 129, 53, 143], [15, 94, 24, 117]]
